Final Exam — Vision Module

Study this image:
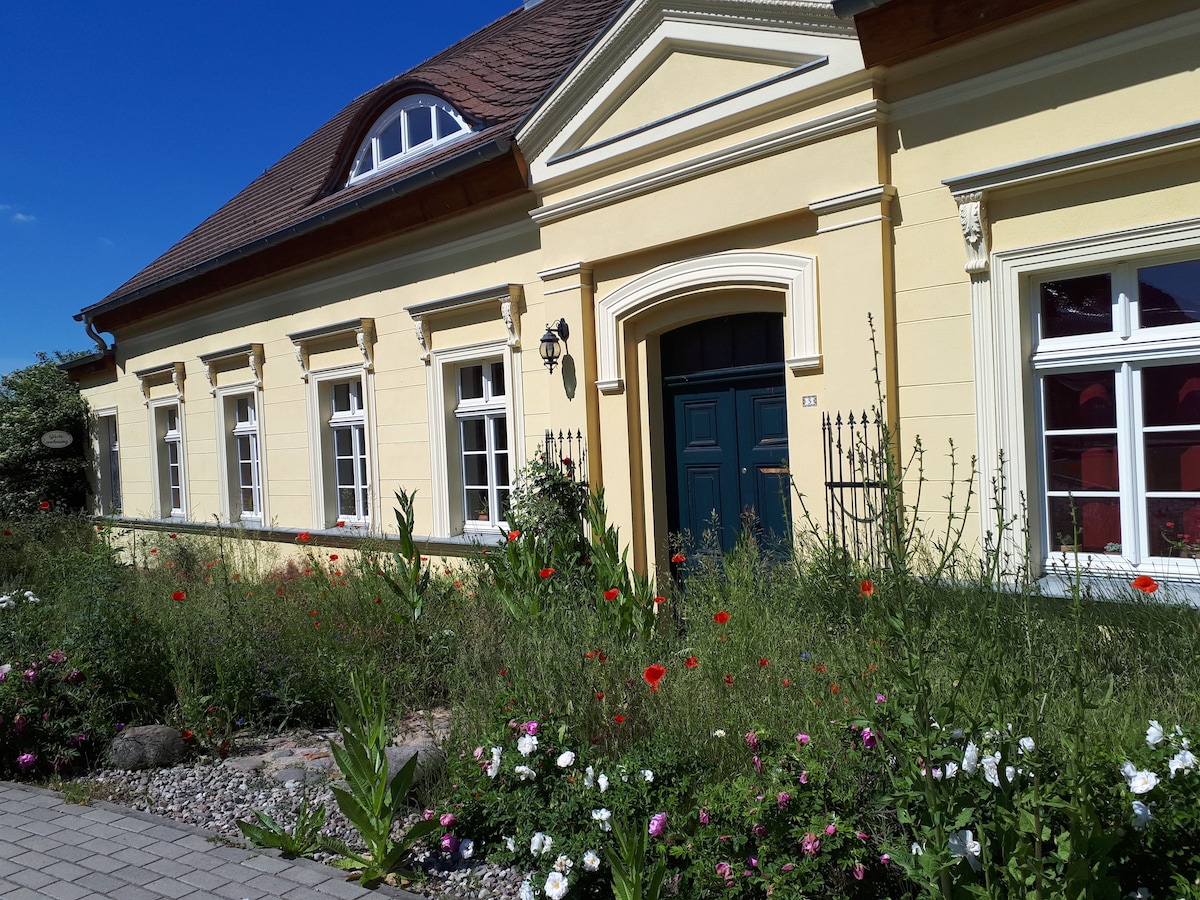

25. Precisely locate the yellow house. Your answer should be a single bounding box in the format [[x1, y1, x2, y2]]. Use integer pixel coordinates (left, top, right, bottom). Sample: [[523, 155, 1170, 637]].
[[68, 0, 1200, 581]]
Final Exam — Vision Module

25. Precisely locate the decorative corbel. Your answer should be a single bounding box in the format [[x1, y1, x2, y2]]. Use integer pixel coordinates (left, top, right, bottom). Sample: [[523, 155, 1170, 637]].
[[501, 298, 520, 348], [248, 344, 264, 389], [204, 360, 219, 395], [357, 320, 376, 372], [171, 362, 186, 400], [414, 318, 431, 363], [955, 191, 990, 274], [295, 343, 310, 382]]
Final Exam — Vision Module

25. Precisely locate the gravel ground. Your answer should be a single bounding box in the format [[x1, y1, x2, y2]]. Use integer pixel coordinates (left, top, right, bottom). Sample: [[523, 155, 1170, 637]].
[[75, 733, 528, 900]]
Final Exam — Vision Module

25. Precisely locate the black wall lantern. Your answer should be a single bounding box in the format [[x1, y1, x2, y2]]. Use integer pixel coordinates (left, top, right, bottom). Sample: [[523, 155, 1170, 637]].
[[539, 318, 569, 373]]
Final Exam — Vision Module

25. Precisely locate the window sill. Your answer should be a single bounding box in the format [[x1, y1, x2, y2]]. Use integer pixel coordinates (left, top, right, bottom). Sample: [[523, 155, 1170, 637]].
[[92, 516, 505, 556]]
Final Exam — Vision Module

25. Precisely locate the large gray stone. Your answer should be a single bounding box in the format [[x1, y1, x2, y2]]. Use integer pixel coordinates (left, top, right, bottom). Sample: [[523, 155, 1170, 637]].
[[107, 724, 189, 770]]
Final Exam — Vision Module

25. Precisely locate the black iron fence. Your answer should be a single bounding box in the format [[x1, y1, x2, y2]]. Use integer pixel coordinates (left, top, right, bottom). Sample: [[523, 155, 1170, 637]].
[[822, 409, 886, 566], [543, 429, 587, 486]]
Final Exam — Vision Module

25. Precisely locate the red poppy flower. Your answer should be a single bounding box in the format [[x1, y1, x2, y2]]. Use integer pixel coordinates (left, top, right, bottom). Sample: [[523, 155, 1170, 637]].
[[604, 588, 620, 601], [374, 597, 382, 604], [595, 692, 605, 700], [313, 622, 320, 628], [181, 730, 194, 741], [724, 673, 734, 685], [38, 500, 50, 510], [685, 656, 699, 669], [585, 651, 596, 659], [654, 596, 665, 604], [813, 662, 827, 674], [309, 610, 318, 616], [169, 533, 177, 539], [613, 715, 626, 724], [671, 553, 686, 564], [830, 683, 840, 694], [298, 532, 311, 542], [759, 658, 770, 667], [150, 548, 158, 554], [598, 652, 607, 662], [859, 580, 874, 598], [329, 554, 338, 561], [2, 530, 11, 536], [782, 678, 791, 687], [1131, 575, 1159, 594], [539, 568, 555, 578], [508, 530, 521, 541], [644, 664, 666, 692], [336, 520, 345, 527], [713, 611, 730, 625], [172, 591, 186, 602], [499, 669, 507, 676]]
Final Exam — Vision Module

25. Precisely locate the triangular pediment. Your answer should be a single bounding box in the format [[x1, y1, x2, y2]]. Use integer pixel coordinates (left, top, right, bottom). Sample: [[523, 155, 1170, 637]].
[[520, 0, 863, 192]]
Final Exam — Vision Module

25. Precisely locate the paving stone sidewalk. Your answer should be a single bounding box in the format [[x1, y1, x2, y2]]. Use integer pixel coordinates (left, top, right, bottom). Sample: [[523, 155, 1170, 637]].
[[0, 781, 423, 900]]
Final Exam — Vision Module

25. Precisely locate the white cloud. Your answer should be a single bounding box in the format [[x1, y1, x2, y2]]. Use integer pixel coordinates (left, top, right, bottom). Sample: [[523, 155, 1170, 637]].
[[0, 204, 10, 211], [11, 213, 36, 223], [98, 237, 115, 247]]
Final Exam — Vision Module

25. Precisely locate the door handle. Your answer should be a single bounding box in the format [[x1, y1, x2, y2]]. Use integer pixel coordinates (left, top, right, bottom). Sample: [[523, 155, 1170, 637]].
[[741, 467, 747, 474]]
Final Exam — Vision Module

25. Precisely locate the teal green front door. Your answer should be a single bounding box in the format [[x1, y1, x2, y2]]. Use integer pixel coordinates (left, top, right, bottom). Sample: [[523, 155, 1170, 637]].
[[662, 314, 790, 553]]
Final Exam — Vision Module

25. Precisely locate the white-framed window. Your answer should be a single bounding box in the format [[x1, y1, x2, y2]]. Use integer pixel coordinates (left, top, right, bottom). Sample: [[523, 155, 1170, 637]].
[[456, 360, 511, 530], [328, 378, 370, 523], [1031, 252, 1200, 565], [220, 391, 264, 523], [149, 401, 187, 518], [346, 94, 472, 186], [423, 340, 523, 537], [95, 411, 121, 515]]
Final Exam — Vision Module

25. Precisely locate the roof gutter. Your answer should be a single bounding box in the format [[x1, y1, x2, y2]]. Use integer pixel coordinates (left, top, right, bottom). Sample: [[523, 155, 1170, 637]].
[[76, 137, 514, 324]]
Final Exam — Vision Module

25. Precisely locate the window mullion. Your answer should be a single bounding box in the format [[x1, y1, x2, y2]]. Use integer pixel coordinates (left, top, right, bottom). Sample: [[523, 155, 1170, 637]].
[[1117, 361, 1141, 560]]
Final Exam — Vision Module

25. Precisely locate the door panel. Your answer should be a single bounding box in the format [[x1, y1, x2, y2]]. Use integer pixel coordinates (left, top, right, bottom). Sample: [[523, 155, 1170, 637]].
[[674, 391, 741, 548], [669, 379, 790, 553]]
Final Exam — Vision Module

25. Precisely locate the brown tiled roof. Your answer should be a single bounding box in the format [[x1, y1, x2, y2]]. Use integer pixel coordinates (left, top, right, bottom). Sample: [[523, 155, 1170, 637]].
[[81, 0, 627, 323]]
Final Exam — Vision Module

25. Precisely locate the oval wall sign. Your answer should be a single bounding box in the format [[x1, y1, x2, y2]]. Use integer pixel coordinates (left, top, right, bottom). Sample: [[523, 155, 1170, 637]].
[[40, 430, 74, 449]]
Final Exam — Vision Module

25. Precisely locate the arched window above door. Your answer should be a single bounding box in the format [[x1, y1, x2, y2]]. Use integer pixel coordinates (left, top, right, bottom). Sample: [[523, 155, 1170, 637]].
[[595, 250, 818, 393]]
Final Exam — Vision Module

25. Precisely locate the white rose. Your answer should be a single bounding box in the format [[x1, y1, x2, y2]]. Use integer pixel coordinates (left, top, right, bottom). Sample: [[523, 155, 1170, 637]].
[[583, 850, 601, 871], [1146, 720, 1165, 747], [517, 734, 538, 757], [557, 750, 576, 768], [1128, 770, 1159, 794], [544, 871, 569, 900]]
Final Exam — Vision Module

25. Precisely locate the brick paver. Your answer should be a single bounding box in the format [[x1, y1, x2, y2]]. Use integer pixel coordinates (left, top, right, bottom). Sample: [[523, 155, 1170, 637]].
[[0, 783, 422, 900]]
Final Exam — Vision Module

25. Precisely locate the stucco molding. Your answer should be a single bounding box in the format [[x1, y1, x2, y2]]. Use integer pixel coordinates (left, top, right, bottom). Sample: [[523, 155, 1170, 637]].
[[954, 191, 990, 274], [945, 120, 1200, 200], [891, 8, 1200, 121], [134, 361, 186, 406], [531, 100, 884, 225], [288, 318, 375, 382], [406, 285, 525, 363], [519, 0, 855, 164], [595, 250, 819, 395], [198, 343, 265, 395]]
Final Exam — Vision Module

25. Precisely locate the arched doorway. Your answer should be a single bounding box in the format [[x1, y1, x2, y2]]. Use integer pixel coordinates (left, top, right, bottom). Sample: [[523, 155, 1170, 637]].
[[662, 312, 791, 553]]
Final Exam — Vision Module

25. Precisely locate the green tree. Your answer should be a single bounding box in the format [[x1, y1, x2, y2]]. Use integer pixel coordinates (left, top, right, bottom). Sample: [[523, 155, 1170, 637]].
[[0, 352, 91, 518]]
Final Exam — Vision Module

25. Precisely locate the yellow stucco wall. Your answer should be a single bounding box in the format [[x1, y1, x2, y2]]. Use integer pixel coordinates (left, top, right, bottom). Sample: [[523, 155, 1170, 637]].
[[76, 0, 1200, 577]]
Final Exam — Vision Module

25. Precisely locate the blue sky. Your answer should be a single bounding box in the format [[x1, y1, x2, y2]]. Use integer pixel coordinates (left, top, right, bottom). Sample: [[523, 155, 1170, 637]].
[[0, 0, 517, 376]]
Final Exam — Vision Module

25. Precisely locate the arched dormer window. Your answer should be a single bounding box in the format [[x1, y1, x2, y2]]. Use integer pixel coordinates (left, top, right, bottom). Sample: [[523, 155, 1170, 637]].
[[346, 94, 473, 186]]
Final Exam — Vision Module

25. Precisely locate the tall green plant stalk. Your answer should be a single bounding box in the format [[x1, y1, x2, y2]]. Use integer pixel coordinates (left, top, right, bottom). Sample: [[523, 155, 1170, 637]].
[[379, 489, 431, 634], [320, 672, 438, 886]]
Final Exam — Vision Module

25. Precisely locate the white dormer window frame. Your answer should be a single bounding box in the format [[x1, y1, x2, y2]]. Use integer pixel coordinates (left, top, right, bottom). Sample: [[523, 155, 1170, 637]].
[[346, 94, 473, 186]]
